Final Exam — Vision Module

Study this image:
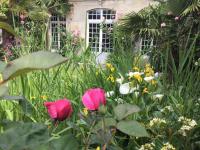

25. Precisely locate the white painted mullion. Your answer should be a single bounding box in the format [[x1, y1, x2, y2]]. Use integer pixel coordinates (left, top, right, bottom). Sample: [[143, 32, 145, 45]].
[[99, 9, 103, 53], [57, 16, 61, 50]]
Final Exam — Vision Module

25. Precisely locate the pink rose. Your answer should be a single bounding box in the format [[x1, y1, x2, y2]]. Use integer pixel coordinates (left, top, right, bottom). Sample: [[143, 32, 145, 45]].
[[44, 99, 73, 121], [82, 88, 106, 110]]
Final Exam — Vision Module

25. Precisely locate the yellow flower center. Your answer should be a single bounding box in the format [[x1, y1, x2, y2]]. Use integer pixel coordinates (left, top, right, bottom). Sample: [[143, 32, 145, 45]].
[[83, 108, 88, 116], [133, 74, 142, 82]]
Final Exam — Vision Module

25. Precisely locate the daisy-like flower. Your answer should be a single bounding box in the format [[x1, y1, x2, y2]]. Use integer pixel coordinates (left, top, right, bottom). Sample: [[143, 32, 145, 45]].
[[139, 143, 155, 150], [161, 142, 176, 150], [152, 94, 164, 101], [149, 118, 166, 127], [106, 91, 114, 97]]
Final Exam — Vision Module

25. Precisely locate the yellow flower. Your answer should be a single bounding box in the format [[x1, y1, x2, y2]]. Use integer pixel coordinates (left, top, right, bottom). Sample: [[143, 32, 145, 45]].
[[107, 75, 115, 83], [106, 63, 112, 68], [143, 88, 148, 94], [151, 80, 157, 85], [83, 108, 88, 116], [96, 146, 100, 150], [133, 74, 142, 82], [144, 64, 154, 77], [30, 96, 36, 100], [40, 95, 48, 100], [110, 67, 115, 72], [133, 66, 140, 72]]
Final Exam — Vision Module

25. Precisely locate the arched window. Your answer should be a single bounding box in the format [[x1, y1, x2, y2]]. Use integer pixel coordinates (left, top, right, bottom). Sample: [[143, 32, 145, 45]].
[[87, 9, 116, 53]]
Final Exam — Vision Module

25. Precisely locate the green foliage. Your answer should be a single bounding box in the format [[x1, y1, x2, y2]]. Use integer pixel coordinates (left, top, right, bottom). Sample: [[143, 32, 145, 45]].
[[0, 51, 68, 83], [114, 104, 140, 120], [117, 120, 149, 137]]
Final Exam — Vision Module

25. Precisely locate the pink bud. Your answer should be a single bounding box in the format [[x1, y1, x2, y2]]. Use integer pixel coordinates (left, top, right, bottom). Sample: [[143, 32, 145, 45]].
[[175, 16, 179, 21], [44, 99, 73, 121], [82, 88, 106, 110], [161, 22, 166, 28]]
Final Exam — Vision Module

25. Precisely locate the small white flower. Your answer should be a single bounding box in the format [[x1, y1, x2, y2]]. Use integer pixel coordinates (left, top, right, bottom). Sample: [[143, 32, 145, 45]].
[[144, 76, 154, 82], [106, 91, 114, 97], [114, 98, 124, 104], [127, 71, 143, 77], [119, 82, 136, 95], [154, 72, 159, 78], [134, 91, 140, 98], [195, 61, 198, 66], [152, 94, 164, 101], [116, 73, 124, 84]]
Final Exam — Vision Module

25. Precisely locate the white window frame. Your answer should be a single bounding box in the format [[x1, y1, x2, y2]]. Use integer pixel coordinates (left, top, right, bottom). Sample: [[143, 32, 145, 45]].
[[139, 36, 155, 51], [86, 9, 115, 53], [49, 14, 67, 51], [0, 29, 2, 45]]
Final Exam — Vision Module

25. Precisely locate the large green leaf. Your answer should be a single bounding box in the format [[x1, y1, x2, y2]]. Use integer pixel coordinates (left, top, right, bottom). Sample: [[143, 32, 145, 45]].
[[116, 120, 149, 137], [0, 123, 49, 150], [114, 104, 140, 120], [1, 51, 68, 83], [0, 22, 17, 36], [0, 84, 8, 98], [93, 118, 117, 132], [50, 134, 79, 150], [0, 61, 6, 73]]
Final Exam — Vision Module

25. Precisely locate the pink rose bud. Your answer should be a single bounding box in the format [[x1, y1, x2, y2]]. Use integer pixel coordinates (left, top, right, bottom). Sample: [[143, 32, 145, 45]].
[[175, 16, 179, 21], [161, 22, 166, 28], [44, 99, 73, 121], [82, 88, 106, 110]]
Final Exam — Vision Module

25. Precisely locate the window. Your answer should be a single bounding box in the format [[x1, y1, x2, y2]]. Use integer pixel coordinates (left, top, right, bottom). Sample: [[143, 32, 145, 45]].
[[87, 9, 116, 53], [0, 29, 2, 45], [50, 14, 66, 50], [140, 35, 156, 51]]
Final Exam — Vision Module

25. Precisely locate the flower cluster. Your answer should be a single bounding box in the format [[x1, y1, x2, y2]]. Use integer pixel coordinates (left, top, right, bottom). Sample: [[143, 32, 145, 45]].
[[139, 143, 155, 150], [149, 118, 166, 127], [44, 88, 107, 121], [178, 116, 197, 136], [161, 143, 176, 150], [106, 63, 116, 83]]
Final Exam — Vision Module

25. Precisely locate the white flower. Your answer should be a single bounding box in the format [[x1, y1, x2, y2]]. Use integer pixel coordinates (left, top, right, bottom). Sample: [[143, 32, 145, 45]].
[[139, 143, 155, 150], [114, 98, 124, 104], [154, 72, 159, 78], [144, 76, 154, 82], [161, 22, 166, 27], [134, 91, 140, 98], [127, 71, 143, 77], [161, 106, 173, 113], [106, 91, 114, 97], [149, 118, 166, 127], [152, 94, 164, 101], [161, 142, 176, 150], [116, 73, 124, 84], [195, 61, 198, 66], [119, 82, 137, 95]]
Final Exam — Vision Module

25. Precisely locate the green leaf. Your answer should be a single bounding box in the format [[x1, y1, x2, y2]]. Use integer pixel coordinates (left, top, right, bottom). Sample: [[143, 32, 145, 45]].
[[0, 84, 8, 98], [2, 96, 34, 115], [0, 22, 17, 36], [93, 118, 117, 132], [0, 123, 49, 150], [117, 120, 149, 137], [0, 61, 6, 73], [114, 104, 140, 120], [51, 134, 79, 150], [1, 51, 68, 83]]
